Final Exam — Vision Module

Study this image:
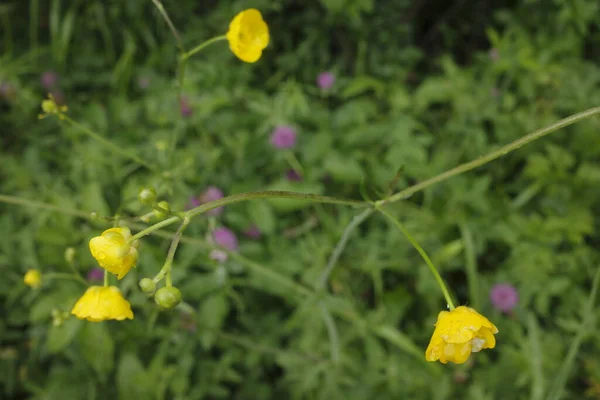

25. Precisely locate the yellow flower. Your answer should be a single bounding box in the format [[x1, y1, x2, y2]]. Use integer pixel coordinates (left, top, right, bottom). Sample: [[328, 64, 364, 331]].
[[71, 286, 134, 322], [89, 227, 138, 280], [425, 306, 498, 364], [39, 93, 68, 119], [24, 269, 42, 288], [226, 9, 269, 63]]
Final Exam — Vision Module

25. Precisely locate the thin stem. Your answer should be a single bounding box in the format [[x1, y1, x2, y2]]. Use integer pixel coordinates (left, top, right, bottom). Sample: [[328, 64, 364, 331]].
[[316, 208, 374, 290], [379, 106, 600, 206], [182, 35, 227, 60], [0, 194, 90, 218], [130, 191, 365, 242], [131, 216, 180, 242], [319, 302, 340, 364], [460, 223, 479, 309], [61, 115, 156, 171], [377, 207, 455, 310], [285, 151, 305, 176], [153, 216, 190, 285], [103, 269, 109, 287], [149, 0, 185, 54]]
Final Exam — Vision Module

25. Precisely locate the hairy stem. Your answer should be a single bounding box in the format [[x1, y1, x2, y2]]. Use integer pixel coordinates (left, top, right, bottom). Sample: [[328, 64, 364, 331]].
[[378, 207, 455, 310], [149, 0, 185, 54], [153, 216, 190, 285], [379, 106, 600, 206], [316, 208, 374, 290]]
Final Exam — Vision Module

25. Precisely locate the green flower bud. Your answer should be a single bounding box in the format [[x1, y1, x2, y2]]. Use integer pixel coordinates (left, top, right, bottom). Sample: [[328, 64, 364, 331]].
[[139, 278, 156, 294], [138, 187, 157, 205], [153, 201, 170, 220], [154, 287, 182, 310]]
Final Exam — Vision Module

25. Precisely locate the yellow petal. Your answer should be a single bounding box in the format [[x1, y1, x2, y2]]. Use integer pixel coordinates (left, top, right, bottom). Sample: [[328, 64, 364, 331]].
[[71, 286, 134, 322]]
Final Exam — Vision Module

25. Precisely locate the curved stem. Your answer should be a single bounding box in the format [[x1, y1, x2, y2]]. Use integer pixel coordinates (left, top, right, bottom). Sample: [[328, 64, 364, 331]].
[[379, 106, 600, 206], [130, 190, 365, 242], [377, 207, 455, 310], [153, 216, 190, 285], [182, 35, 227, 60], [316, 208, 374, 290], [0, 193, 90, 218], [150, 0, 185, 55], [319, 302, 340, 364]]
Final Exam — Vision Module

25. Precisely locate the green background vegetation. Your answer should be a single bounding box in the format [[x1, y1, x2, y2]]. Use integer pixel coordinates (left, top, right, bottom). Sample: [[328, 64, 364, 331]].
[[1, 0, 600, 398]]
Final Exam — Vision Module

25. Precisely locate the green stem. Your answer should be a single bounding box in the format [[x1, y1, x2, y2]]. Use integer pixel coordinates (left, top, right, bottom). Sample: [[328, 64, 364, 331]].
[[149, 0, 185, 54], [316, 208, 374, 289], [130, 190, 365, 242], [378, 106, 600, 206], [153, 216, 190, 286], [61, 115, 156, 171], [377, 207, 455, 310], [103, 269, 109, 287], [460, 223, 479, 309], [319, 302, 340, 364], [0, 194, 90, 218], [182, 35, 227, 60], [285, 151, 304, 176]]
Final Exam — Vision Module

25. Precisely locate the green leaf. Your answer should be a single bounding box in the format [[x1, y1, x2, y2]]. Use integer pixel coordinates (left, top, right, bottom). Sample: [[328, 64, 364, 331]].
[[199, 294, 229, 349], [324, 152, 364, 183], [78, 323, 114, 376], [117, 353, 152, 399], [247, 200, 276, 235], [342, 75, 385, 99], [46, 318, 83, 354], [81, 182, 111, 217]]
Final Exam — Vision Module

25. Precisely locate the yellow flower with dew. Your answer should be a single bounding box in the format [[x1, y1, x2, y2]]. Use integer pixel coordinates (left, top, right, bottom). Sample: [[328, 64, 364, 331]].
[[426, 306, 498, 364], [226, 9, 269, 63], [24, 269, 42, 288], [89, 227, 138, 280], [71, 286, 134, 322]]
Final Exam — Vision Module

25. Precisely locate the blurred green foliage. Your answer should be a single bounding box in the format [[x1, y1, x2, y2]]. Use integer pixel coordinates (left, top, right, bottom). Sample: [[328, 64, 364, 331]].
[[1, 0, 600, 399]]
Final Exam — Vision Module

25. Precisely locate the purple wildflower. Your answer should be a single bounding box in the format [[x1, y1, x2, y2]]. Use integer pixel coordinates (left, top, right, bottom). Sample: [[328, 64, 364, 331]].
[[213, 227, 238, 251], [317, 71, 336, 90], [270, 126, 297, 149], [180, 96, 192, 117], [490, 283, 518, 312], [244, 224, 261, 239], [87, 268, 104, 282], [286, 169, 303, 182], [200, 186, 224, 216], [41, 71, 58, 90]]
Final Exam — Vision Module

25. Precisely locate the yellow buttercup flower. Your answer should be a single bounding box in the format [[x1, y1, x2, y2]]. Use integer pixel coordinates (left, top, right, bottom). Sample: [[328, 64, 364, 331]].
[[226, 9, 269, 63], [24, 269, 42, 288], [89, 227, 138, 280], [425, 306, 498, 364], [71, 286, 134, 322], [39, 93, 68, 119]]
